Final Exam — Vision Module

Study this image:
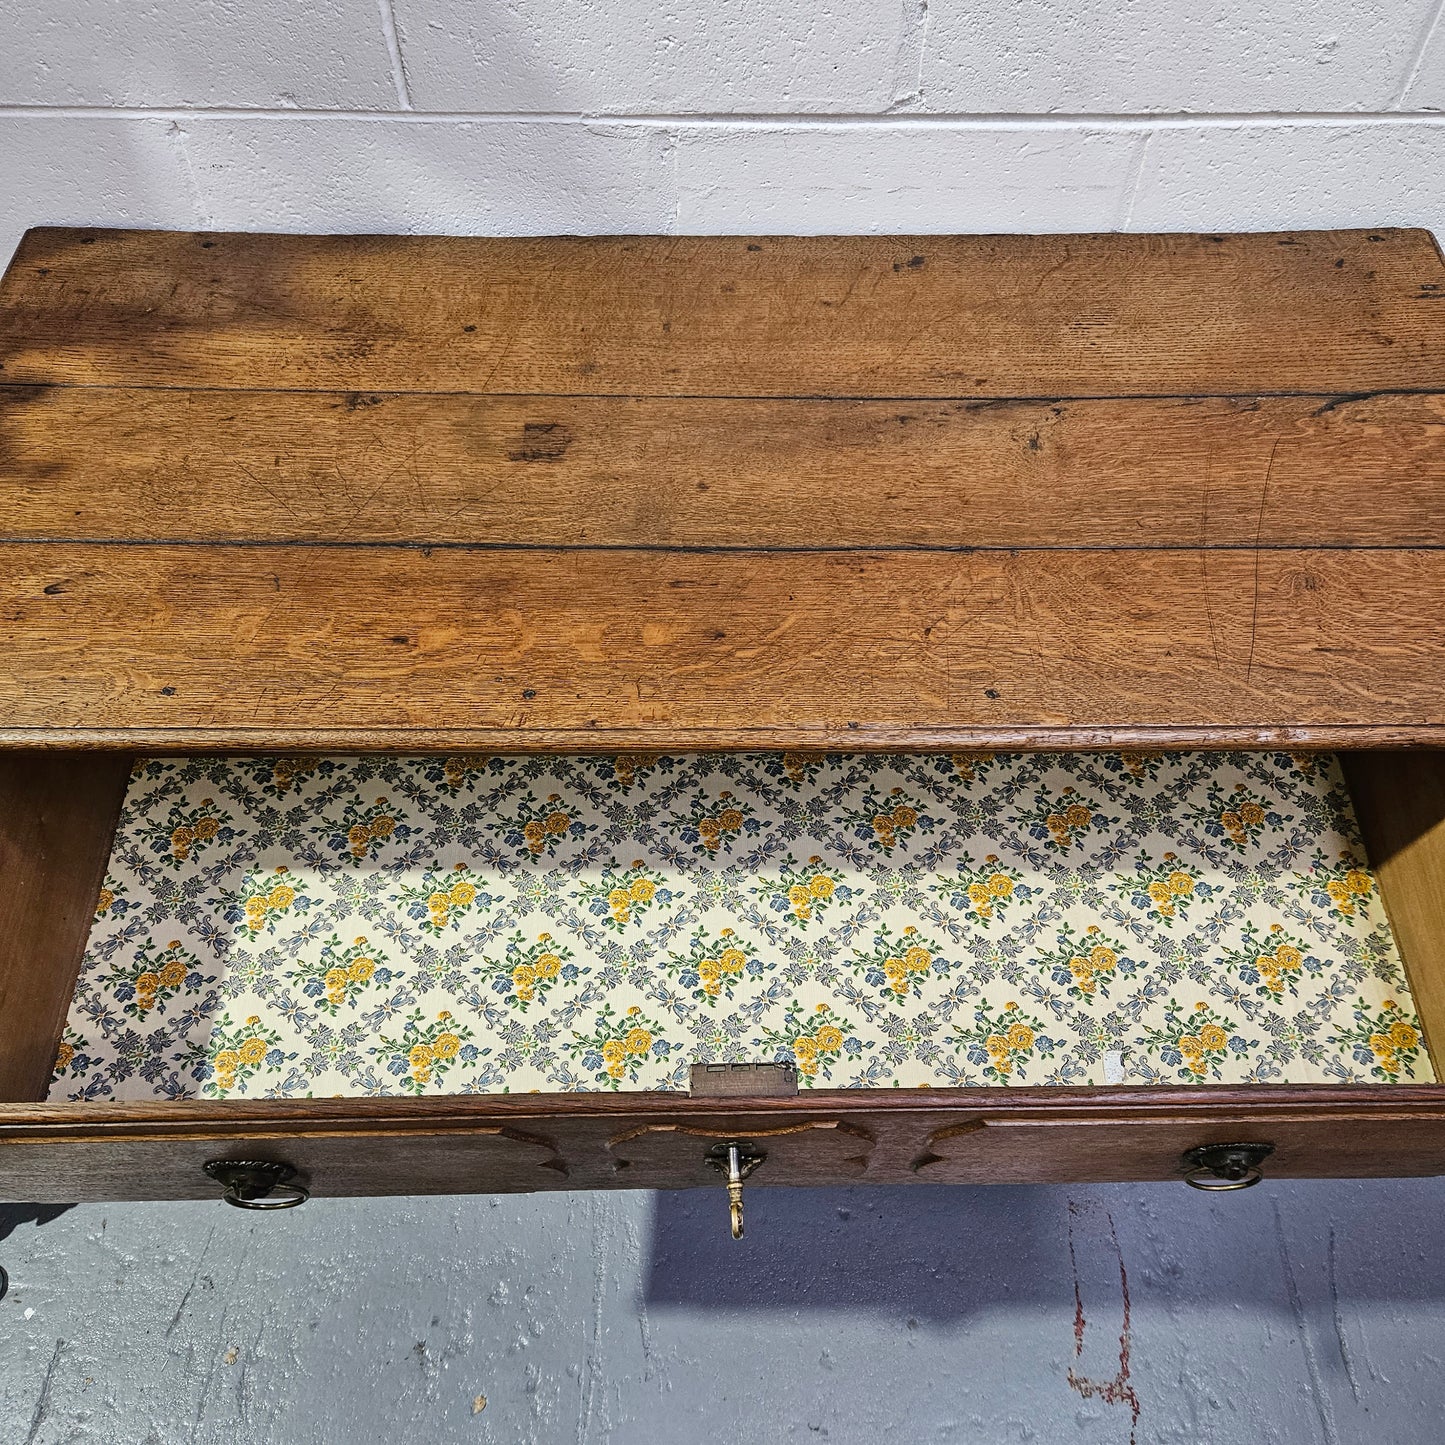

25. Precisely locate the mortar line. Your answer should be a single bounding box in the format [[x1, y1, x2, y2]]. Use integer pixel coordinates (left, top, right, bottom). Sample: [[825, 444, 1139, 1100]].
[[5, 104, 1445, 128]]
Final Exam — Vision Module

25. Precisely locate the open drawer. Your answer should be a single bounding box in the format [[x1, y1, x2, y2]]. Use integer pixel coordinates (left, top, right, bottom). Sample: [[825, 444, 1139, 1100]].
[[6, 746, 1445, 1213]]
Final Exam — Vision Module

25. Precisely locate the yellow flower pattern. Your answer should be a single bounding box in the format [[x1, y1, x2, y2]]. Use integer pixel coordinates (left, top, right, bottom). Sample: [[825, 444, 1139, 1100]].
[[851, 924, 945, 1000], [953, 1000, 1055, 1081], [571, 1004, 670, 1088], [266, 757, 320, 797], [293, 934, 391, 1015], [396, 863, 492, 936], [103, 940, 208, 1021], [50, 750, 1431, 1098], [1140, 1002, 1239, 1081], [755, 856, 852, 926], [137, 796, 231, 868], [576, 861, 675, 930], [931, 854, 1028, 923], [200, 1015, 285, 1096], [375, 1009, 477, 1093], [664, 926, 756, 1006], [675, 789, 758, 855], [758, 1003, 858, 1084], [319, 794, 412, 862], [234, 865, 311, 938], [1115, 851, 1207, 922], [476, 930, 578, 1010], [1294, 847, 1380, 919]]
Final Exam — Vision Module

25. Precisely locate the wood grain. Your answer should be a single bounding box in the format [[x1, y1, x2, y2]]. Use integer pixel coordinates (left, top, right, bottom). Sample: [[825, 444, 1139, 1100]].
[[4, 1088, 1445, 1200], [2, 229, 1442, 397], [1341, 751, 1445, 1074], [0, 753, 131, 1101], [608, 1119, 875, 1185], [911, 1109, 1445, 1185], [2, 543, 1443, 748], [4, 386, 1445, 549]]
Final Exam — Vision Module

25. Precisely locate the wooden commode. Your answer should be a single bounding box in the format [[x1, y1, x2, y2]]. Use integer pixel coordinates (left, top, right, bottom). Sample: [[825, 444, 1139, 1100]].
[[3, 227, 1445, 1222]]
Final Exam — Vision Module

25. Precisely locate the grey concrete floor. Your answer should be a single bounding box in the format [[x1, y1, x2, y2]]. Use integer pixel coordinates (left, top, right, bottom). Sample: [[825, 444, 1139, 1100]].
[[1, 1178, 1441, 1444]]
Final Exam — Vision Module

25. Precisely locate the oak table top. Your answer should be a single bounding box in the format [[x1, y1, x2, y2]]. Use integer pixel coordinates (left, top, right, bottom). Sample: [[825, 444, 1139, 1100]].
[[2, 226, 1443, 752]]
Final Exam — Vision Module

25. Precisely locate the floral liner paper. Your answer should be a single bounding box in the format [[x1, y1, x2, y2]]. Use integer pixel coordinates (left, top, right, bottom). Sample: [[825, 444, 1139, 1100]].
[[48, 750, 1433, 1100]]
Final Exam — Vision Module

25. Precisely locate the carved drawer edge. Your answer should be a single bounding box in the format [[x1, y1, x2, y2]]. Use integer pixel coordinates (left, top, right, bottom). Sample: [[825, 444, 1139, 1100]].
[[913, 1118, 987, 1174], [608, 1118, 875, 1177]]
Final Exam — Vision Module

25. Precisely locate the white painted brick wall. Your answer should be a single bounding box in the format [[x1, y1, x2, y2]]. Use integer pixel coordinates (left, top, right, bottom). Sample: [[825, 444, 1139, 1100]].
[[919, 0, 1441, 113], [671, 125, 1143, 232], [1130, 122, 1445, 231], [392, 0, 907, 112], [181, 118, 674, 232], [0, 0, 398, 107], [2, 0, 1444, 269]]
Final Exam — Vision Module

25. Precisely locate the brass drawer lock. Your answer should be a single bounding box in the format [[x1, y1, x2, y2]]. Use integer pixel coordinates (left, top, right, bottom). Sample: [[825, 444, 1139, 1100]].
[[1181, 1142, 1274, 1191], [204, 1158, 310, 1210], [704, 1141, 766, 1239]]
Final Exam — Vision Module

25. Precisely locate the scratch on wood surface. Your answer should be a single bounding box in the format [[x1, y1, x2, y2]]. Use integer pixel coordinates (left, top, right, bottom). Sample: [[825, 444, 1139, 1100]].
[[235, 463, 302, 522], [1066, 1200, 1141, 1445], [1199, 447, 1223, 669], [1244, 438, 1281, 689]]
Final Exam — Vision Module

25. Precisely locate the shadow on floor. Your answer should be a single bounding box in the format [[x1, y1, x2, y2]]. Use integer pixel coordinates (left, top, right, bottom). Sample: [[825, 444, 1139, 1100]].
[[646, 1182, 1058, 1320], [643, 1177, 1445, 1320], [0, 1202, 74, 1243], [0, 1203, 75, 1301]]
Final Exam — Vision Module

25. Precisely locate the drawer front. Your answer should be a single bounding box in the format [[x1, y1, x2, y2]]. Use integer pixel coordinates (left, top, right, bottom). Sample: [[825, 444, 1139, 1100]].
[[0, 1110, 895, 1204], [7, 1092, 1445, 1203], [916, 1109, 1445, 1184], [0, 1126, 568, 1203]]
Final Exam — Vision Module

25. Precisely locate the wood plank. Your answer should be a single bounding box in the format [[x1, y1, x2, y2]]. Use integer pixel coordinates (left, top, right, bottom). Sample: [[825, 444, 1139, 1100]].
[[4, 386, 1445, 548], [1341, 752, 1445, 1076], [2, 544, 1443, 748], [0, 753, 131, 1101], [2, 228, 1442, 397], [5, 1088, 1445, 1200]]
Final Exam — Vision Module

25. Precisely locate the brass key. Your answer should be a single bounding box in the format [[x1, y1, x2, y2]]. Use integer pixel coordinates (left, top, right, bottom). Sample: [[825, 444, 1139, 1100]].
[[705, 1141, 765, 1239]]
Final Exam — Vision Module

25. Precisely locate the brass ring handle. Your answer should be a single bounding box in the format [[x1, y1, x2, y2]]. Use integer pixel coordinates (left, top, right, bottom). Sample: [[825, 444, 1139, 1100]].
[[1180, 1142, 1273, 1191], [221, 1181, 310, 1210], [1183, 1165, 1263, 1191], [204, 1159, 310, 1210]]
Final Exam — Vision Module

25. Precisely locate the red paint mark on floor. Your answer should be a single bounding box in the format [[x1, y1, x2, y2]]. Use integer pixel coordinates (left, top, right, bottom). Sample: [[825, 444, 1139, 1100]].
[[1066, 1201, 1142, 1445]]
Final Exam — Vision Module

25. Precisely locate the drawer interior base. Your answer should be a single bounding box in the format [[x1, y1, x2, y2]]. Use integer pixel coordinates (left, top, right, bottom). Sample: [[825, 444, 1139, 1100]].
[[45, 750, 1433, 1101]]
